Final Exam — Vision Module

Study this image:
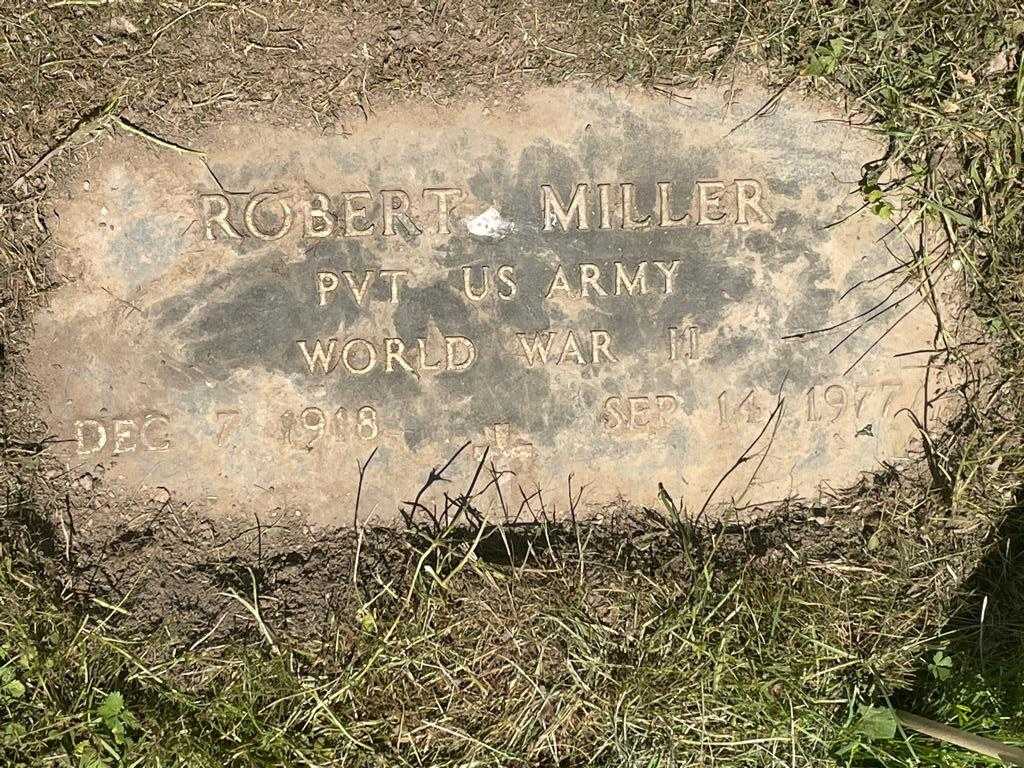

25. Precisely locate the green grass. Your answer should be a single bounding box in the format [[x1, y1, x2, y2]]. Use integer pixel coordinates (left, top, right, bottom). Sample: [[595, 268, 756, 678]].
[[838, 510, 1024, 767], [2, 0, 1024, 766], [1, 497, 1020, 767], [0, 523, 968, 766]]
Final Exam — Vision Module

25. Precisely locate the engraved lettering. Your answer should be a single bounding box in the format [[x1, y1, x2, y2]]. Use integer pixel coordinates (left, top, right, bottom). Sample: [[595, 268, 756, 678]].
[[853, 384, 871, 418], [141, 413, 171, 452], [620, 183, 651, 230], [384, 337, 415, 373], [719, 389, 765, 425], [545, 265, 573, 298], [591, 330, 616, 363], [378, 269, 408, 303], [356, 406, 379, 440], [299, 335, 475, 375], [542, 183, 589, 231], [738, 390, 764, 423], [200, 194, 241, 239], [736, 179, 768, 224], [299, 407, 327, 446], [342, 191, 374, 237], [76, 415, 171, 454], [579, 263, 607, 297], [445, 336, 476, 371], [316, 271, 339, 307], [696, 181, 727, 225], [601, 397, 627, 430], [463, 265, 517, 301], [805, 381, 903, 423], [655, 394, 679, 422], [668, 326, 700, 360], [627, 397, 650, 427], [75, 419, 107, 454], [76, 415, 172, 455], [823, 385, 847, 422], [315, 268, 407, 304], [285, 404, 380, 447], [806, 386, 818, 422], [517, 331, 557, 366], [653, 260, 681, 294], [199, 179, 769, 245], [342, 270, 374, 305], [463, 266, 490, 302], [473, 422, 536, 463], [601, 394, 679, 430], [342, 338, 377, 375], [543, 262, 680, 299], [558, 331, 586, 365], [297, 339, 337, 374], [496, 265, 517, 300], [305, 193, 335, 237], [517, 329, 616, 365], [656, 182, 689, 227], [417, 338, 443, 371], [614, 262, 647, 296], [112, 418, 137, 455], [381, 189, 423, 236], [423, 188, 463, 235], [597, 183, 613, 229], [244, 193, 293, 240], [878, 381, 901, 417]]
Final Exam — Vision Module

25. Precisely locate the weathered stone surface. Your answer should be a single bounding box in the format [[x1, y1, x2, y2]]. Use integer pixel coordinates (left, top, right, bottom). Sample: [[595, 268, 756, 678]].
[[30, 86, 949, 524]]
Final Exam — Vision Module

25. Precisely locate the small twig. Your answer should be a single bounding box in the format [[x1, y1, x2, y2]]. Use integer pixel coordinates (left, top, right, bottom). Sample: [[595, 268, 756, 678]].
[[113, 117, 207, 157], [842, 298, 925, 376], [220, 569, 279, 655], [783, 275, 917, 341], [699, 397, 786, 517], [149, 1, 224, 47], [726, 77, 794, 136], [896, 710, 1024, 766], [7, 104, 206, 193], [567, 474, 586, 584], [439, 517, 489, 588], [732, 373, 789, 508], [353, 446, 378, 531], [404, 440, 471, 518]]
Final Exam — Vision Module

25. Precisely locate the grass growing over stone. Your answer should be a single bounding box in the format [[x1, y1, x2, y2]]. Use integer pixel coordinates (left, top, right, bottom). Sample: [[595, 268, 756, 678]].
[[1, 0, 1023, 766]]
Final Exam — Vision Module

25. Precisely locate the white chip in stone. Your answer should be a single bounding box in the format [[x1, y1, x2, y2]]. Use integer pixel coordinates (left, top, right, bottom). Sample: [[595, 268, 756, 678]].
[[466, 207, 514, 240]]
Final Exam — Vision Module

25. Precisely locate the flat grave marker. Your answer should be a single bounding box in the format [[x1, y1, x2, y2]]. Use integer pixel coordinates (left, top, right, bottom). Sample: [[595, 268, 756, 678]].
[[30, 86, 949, 523]]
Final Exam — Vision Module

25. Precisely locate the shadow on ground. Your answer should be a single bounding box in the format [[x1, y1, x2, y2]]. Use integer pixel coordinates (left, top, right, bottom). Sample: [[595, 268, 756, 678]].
[[891, 487, 1024, 747]]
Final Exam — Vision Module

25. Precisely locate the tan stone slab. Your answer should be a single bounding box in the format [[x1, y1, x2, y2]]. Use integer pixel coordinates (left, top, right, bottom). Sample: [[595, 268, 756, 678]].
[[30, 85, 950, 524]]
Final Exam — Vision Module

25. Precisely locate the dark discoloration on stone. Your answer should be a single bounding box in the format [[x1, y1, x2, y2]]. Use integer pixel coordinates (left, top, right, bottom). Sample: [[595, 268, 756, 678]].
[[28, 85, 949, 524]]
